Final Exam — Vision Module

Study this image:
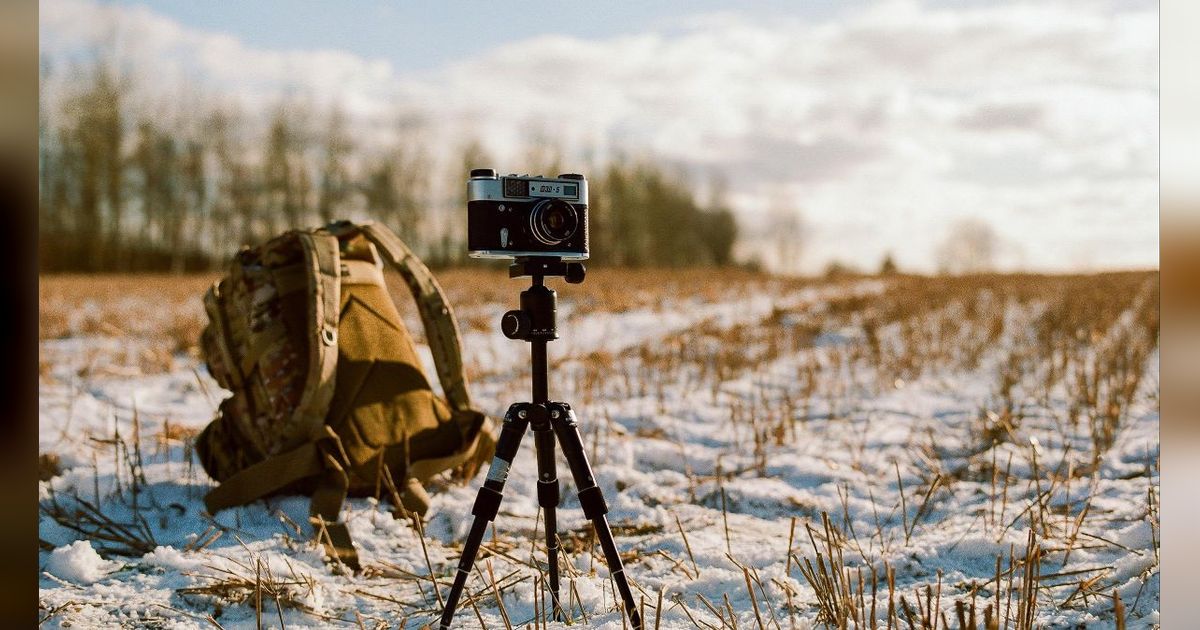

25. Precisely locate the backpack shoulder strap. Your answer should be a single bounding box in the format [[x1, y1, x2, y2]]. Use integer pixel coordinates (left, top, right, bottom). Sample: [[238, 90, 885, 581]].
[[289, 231, 343, 443], [354, 221, 473, 413]]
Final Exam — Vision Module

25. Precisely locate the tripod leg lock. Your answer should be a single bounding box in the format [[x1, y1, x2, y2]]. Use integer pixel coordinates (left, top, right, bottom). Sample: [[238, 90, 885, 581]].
[[537, 479, 560, 508], [471, 486, 504, 520], [576, 485, 609, 519], [531, 410, 560, 509]]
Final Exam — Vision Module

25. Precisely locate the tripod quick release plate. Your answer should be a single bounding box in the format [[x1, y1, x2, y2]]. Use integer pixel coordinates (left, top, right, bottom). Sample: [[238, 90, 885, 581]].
[[508, 257, 586, 284]]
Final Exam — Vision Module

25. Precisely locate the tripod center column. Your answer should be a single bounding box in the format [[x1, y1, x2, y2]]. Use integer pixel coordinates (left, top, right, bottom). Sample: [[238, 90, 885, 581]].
[[520, 279, 557, 404]]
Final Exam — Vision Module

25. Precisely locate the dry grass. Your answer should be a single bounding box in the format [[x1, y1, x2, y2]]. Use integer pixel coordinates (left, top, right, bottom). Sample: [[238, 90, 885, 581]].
[[40, 489, 158, 557], [176, 542, 336, 625], [39, 274, 216, 339], [423, 266, 804, 317], [39, 267, 788, 346], [39, 452, 63, 481], [793, 512, 1053, 630], [39, 268, 1158, 627]]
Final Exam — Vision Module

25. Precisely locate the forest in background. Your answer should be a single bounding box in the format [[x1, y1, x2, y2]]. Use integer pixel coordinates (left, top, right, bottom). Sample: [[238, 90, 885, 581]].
[[38, 61, 739, 272]]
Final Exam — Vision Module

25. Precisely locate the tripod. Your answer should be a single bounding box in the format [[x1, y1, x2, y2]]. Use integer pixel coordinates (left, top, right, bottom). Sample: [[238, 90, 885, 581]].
[[438, 258, 642, 629]]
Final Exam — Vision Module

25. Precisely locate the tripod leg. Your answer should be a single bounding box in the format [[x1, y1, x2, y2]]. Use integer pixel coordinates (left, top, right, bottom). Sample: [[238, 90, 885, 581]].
[[439, 404, 530, 630], [532, 416, 564, 620], [549, 403, 643, 630]]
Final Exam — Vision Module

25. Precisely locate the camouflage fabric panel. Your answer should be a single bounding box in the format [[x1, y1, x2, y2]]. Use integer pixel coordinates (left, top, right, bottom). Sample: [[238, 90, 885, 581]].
[[199, 229, 374, 472], [199, 308, 234, 391], [218, 234, 311, 459]]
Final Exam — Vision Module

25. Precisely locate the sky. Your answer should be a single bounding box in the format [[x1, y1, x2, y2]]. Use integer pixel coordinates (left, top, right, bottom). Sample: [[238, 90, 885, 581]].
[[39, 0, 1159, 273]]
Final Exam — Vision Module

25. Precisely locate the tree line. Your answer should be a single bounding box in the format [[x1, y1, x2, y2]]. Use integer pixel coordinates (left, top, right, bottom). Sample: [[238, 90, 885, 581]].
[[39, 61, 738, 272]]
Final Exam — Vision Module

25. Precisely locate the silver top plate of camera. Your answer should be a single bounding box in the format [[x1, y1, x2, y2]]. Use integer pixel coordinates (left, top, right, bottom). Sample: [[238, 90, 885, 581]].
[[467, 173, 588, 204]]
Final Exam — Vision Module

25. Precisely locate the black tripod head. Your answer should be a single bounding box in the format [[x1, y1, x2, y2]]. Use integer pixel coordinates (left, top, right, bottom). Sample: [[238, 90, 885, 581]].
[[500, 257, 585, 342]]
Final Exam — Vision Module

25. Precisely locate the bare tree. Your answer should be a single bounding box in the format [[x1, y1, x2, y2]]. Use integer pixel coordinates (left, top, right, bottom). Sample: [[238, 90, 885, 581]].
[[133, 121, 161, 249], [588, 160, 738, 267], [879, 252, 898, 275], [230, 161, 259, 246], [134, 120, 179, 267], [202, 105, 261, 247], [263, 110, 290, 236], [98, 69, 125, 270], [434, 138, 493, 265], [60, 61, 124, 270], [38, 54, 752, 271], [173, 139, 205, 272], [364, 152, 426, 243], [40, 82, 73, 258], [38, 60, 56, 240], [936, 217, 998, 274], [203, 107, 236, 252], [364, 118, 429, 246], [263, 106, 312, 235], [455, 138, 492, 208], [317, 106, 352, 224], [768, 202, 806, 274]]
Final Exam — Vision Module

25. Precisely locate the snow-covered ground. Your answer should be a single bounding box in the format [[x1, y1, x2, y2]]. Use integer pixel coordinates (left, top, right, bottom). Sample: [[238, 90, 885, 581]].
[[39, 273, 1159, 628]]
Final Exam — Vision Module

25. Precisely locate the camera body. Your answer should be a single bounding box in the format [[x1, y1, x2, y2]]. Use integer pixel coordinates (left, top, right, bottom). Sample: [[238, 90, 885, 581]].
[[467, 169, 589, 260]]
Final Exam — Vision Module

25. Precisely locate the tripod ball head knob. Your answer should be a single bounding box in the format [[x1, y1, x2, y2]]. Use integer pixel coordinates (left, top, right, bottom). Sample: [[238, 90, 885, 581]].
[[501, 310, 531, 339], [565, 263, 586, 284]]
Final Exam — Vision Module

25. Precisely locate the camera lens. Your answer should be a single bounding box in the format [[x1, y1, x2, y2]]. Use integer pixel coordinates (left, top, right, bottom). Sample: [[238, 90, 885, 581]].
[[528, 199, 579, 246]]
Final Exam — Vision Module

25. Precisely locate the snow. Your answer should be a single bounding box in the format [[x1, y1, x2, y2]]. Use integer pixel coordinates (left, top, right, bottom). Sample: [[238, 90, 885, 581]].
[[38, 275, 1159, 628], [46, 540, 119, 585]]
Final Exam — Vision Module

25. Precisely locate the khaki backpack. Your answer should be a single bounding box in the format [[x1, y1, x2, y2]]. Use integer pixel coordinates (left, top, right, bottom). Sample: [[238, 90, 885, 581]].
[[195, 220, 495, 570]]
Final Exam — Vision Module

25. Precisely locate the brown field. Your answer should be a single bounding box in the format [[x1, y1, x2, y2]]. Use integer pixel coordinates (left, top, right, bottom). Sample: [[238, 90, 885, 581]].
[[39, 268, 1160, 628], [39, 267, 808, 343]]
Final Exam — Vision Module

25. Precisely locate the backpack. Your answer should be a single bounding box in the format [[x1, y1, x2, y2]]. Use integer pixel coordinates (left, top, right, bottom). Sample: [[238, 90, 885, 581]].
[[194, 220, 495, 570]]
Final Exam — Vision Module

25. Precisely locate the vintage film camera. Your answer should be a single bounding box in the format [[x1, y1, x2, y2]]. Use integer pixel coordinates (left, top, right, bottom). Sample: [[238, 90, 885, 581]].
[[466, 169, 589, 260]]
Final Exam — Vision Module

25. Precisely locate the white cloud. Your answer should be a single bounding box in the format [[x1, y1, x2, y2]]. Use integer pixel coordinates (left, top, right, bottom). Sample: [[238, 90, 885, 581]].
[[40, 0, 408, 120], [39, 0, 1157, 272]]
